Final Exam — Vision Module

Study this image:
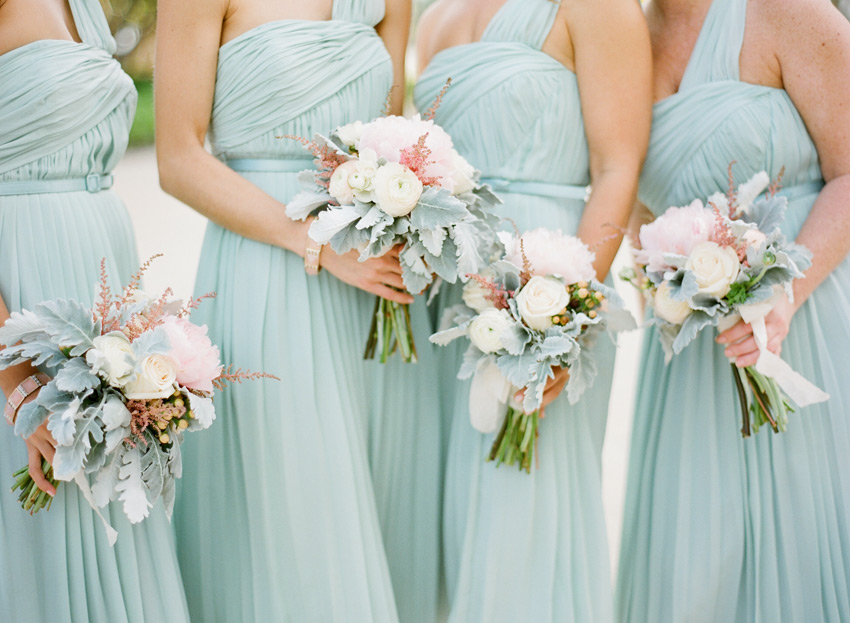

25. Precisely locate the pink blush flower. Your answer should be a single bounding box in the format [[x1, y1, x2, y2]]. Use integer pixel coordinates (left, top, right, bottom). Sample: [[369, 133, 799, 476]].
[[161, 316, 223, 393], [635, 200, 716, 273], [502, 228, 596, 284]]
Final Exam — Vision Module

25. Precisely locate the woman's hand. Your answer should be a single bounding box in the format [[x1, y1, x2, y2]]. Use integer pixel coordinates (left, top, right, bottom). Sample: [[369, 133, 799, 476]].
[[19, 389, 57, 496], [321, 245, 414, 305], [513, 367, 571, 417], [716, 292, 796, 368]]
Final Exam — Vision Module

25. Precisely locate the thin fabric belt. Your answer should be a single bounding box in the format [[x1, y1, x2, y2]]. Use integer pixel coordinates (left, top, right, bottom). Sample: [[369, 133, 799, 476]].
[[0, 173, 113, 196], [482, 177, 592, 202], [225, 158, 314, 173], [776, 180, 824, 201]]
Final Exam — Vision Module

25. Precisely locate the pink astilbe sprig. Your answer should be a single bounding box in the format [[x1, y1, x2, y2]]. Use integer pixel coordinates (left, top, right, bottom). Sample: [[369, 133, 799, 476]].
[[709, 202, 746, 261], [212, 365, 280, 392], [178, 292, 217, 319], [399, 134, 441, 187], [283, 135, 347, 189], [382, 85, 397, 117], [94, 258, 113, 330], [117, 254, 164, 311], [767, 166, 786, 198], [424, 78, 452, 121], [466, 273, 513, 311], [725, 160, 739, 215], [123, 287, 174, 342]]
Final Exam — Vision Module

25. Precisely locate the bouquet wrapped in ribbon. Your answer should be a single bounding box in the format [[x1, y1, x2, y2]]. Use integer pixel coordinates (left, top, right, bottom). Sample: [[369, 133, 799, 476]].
[[431, 229, 635, 472], [621, 167, 829, 436], [0, 257, 275, 543], [285, 100, 499, 363]]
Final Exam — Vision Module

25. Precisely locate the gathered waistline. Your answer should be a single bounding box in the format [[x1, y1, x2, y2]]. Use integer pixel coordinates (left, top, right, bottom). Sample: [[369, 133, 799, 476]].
[[225, 158, 315, 173], [481, 177, 591, 202], [0, 173, 113, 197]]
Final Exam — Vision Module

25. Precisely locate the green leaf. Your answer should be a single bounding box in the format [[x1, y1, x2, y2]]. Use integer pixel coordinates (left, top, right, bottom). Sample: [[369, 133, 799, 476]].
[[452, 221, 485, 279], [54, 357, 100, 394], [409, 187, 469, 231], [285, 190, 331, 221], [33, 299, 100, 356]]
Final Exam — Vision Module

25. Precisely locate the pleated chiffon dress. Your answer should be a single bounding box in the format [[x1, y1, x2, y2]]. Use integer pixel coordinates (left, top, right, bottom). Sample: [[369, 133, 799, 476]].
[[0, 1, 189, 621], [173, 2, 404, 621], [414, 1, 617, 621], [616, 1, 850, 621]]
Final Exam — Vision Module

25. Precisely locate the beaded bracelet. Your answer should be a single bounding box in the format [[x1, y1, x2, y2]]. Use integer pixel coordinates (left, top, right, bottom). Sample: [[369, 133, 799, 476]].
[[304, 217, 324, 276], [4, 373, 49, 426]]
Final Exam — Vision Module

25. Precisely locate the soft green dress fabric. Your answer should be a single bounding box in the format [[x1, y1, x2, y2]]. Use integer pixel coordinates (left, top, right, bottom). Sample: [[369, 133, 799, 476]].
[[414, 1, 616, 621], [174, 3, 403, 621], [616, 1, 850, 621], [0, 1, 189, 622]]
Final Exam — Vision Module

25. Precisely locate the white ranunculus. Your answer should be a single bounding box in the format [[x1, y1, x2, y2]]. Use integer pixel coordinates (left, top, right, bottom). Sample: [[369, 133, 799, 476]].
[[742, 228, 766, 250], [86, 332, 136, 387], [468, 309, 513, 354], [336, 121, 364, 147], [653, 281, 691, 325], [685, 241, 741, 299], [124, 354, 178, 400], [462, 271, 495, 312], [450, 150, 476, 196], [348, 160, 378, 203], [328, 161, 358, 205], [516, 276, 570, 331], [372, 162, 423, 217]]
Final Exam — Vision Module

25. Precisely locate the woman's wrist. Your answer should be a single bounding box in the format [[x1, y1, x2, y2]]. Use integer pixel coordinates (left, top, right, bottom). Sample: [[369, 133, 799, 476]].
[[0, 362, 40, 400]]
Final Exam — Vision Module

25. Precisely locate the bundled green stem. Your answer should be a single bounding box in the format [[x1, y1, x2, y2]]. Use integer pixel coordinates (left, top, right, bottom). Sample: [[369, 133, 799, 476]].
[[488, 407, 539, 473], [11, 459, 57, 515], [364, 296, 418, 364], [731, 365, 793, 437]]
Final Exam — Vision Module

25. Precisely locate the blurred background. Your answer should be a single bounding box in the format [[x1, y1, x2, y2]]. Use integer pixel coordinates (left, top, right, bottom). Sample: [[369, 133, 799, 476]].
[[103, 0, 849, 580]]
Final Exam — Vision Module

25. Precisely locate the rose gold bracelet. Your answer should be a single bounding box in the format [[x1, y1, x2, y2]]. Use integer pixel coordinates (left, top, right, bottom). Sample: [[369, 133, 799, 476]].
[[4, 373, 50, 426], [304, 217, 324, 276]]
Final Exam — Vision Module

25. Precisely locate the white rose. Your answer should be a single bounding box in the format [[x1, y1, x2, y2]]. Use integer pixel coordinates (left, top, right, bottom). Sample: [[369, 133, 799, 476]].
[[348, 160, 378, 203], [450, 150, 476, 196], [742, 229, 766, 250], [685, 241, 741, 299], [86, 332, 136, 387], [372, 162, 423, 217], [653, 281, 691, 325], [462, 273, 495, 313], [336, 121, 364, 147], [124, 354, 178, 400], [328, 161, 358, 205], [516, 276, 570, 331], [468, 309, 513, 354]]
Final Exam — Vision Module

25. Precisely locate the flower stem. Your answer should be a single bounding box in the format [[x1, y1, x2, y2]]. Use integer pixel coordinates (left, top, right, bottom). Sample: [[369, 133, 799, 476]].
[[731, 364, 751, 438]]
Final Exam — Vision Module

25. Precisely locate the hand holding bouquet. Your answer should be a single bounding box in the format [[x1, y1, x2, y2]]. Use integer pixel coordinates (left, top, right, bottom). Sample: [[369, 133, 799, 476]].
[[432, 229, 635, 472], [0, 257, 275, 542], [622, 167, 829, 436], [285, 94, 499, 363]]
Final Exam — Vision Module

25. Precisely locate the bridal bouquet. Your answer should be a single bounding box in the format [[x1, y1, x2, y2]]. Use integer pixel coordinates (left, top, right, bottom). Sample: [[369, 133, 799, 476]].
[[0, 258, 274, 542], [431, 229, 634, 472], [285, 103, 499, 363], [621, 168, 828, 436]]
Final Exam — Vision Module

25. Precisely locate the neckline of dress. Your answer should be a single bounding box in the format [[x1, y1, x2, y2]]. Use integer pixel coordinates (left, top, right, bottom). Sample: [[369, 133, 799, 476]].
[[0, 38, 97, 63], [423, 40, 575, 79], [218, 18, 375, 53], [653, 79, 788, 110]]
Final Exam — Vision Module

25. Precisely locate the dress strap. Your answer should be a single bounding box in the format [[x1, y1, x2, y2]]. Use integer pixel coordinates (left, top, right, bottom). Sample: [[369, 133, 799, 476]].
[[68, 0, 117, 54], [679, 0, 748, 90], [481, 0, 560, 50]]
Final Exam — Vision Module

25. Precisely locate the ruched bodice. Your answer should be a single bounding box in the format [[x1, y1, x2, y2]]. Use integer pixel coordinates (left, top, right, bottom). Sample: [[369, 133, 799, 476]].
[[413, 0, 588, 188], [210, 2, 390, 160], [639, 0, 822, 237]]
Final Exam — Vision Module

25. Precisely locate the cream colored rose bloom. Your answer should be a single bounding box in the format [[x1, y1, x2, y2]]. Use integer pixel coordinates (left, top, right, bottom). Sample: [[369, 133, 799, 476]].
[[516, 276, 570, 331], [468, 308, 513, 354], [742, 229, 766, 250], [372, 163, 423, 217], [328, 161, 358, 205], [336, 121, 364, 147], [685, 241, 741, 298], [86, 332, 136, 388], [124, 355, 178, 400], [653, 281, 691, 325], [450, 150, 476, 196]]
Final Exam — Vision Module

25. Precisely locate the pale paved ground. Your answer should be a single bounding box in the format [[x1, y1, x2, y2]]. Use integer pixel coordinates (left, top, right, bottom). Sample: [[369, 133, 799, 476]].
[[113, 147, 641, 579]]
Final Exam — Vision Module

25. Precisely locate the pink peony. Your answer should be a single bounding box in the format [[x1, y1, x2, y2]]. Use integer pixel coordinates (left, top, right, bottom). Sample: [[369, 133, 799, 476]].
[[161, 316, 223, 393], [501, 228, 596, 284], [635, 200, 716, 273], [356, 115, 456, 190]]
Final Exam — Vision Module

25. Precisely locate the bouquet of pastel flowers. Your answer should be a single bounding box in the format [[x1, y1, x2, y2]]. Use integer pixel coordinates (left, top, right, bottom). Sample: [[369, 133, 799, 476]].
[[621, 168, 829, 436], [285, 105, 499, 363], [431, 228, 635, 472], [0, 258, 274, 542]]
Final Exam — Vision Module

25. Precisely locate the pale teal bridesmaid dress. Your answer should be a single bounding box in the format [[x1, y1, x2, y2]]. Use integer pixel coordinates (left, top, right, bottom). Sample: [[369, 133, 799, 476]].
[[414, 1, 616, 620], [173, 2, 401, 621], [616, 1, 850, 621], [0, 1, 189, 621]]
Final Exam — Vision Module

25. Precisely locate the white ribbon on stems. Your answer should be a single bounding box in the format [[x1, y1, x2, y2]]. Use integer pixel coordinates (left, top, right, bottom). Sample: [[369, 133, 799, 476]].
[[720, 292, 829, 408], [468, 358, 513, 434]]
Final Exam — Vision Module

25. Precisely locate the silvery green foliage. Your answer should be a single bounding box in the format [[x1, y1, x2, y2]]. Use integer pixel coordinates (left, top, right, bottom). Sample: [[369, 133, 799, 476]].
[[646, 193, 812, 360], [285, 132, 500, 294], [431, 260, 634, 413], [0, 301, 214, 523]]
